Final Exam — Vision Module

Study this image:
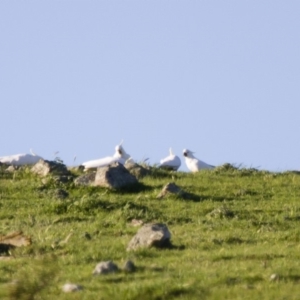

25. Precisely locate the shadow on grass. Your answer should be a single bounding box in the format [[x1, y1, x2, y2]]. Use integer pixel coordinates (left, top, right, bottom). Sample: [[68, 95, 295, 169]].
[[98, 265, 166, 284], [150, 241, 186, 251], [281, 274, 300, 282], [222, 275, 263, 286], [145, 168, 183, 180], [284, 215, 300, 221], [52, 216, 89, 223], [73, 182, 152, 195], [181, 192, 202, 202], [164, 193, 234, 203], [211, 237, 253, 246], [213, 253, 285, 262], [113, 182, 153, 194], [99, 274, 206, 300], [130, 285, 208, 300], [199, 195, 235, 203]]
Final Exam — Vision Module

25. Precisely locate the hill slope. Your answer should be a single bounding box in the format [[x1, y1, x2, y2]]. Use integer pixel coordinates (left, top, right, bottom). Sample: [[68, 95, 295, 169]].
[[0, 164, 300, 299]]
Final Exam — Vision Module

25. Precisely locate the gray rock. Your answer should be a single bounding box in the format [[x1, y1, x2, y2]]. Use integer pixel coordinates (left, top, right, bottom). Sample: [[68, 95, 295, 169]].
[[31, 160, 71, 177], [123, 260, 136, 272], [74, 172, 96, 186], [127, 223, 171, 251], [93, 163, 138, 189], [124, 162, 150, 179], [93, 261, 119, 275]]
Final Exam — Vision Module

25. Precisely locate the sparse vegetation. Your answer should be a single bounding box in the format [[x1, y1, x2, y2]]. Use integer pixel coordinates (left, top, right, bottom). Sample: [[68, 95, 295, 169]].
[[1, 163, 300, 299]]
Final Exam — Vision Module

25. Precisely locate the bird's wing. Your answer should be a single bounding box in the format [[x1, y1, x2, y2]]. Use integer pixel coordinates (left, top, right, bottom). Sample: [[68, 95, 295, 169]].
[[160, 155, 172, 165], [0, 153, 43, 166], [16, 154, 42, 165], [160, 155, 181, 168], [196, 159, 215, 169], [185, 157, 199, 172], [118, 157, 127, 165], [0, 154, 24, 165], [82, 156, 119, 169]]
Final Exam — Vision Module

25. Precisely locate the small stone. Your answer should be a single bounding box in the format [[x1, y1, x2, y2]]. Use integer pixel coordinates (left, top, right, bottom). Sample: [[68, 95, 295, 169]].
[[123, 260, 136, 272], [93, 261, 119, 275], [156, 182, 197, 200], [157, 182, 184, 199], [62, 283, 83, 292], [130, 219, 144, 227], [270, 273, 279, 281]]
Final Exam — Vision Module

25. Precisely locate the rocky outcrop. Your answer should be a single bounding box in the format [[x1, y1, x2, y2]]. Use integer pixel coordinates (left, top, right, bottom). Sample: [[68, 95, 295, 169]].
[[31, 160, 71, 177]]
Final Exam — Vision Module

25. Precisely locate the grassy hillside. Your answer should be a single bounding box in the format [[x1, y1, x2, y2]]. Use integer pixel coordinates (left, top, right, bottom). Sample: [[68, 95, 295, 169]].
[[1, 164, 300, 299]]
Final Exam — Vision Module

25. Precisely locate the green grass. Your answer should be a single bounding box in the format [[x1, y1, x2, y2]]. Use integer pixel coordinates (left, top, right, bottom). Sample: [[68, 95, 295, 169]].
[[1, 164, 300, 299]]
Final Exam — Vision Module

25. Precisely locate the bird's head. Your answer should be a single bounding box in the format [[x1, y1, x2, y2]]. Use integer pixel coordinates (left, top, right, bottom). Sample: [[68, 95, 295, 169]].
[[115, 141, 130, 160], [183, 149, 194, 158]]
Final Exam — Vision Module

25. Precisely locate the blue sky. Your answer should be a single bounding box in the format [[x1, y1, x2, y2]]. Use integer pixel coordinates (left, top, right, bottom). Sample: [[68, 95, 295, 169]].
[[1, 1, 299, 171]]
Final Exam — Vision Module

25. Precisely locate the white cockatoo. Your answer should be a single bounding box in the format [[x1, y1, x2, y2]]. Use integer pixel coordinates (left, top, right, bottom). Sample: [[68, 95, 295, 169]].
[[159, 148, 181, 171], [82, 141, 131, 170], [182, 149, 214, 172], [0, 149, 43, 166]]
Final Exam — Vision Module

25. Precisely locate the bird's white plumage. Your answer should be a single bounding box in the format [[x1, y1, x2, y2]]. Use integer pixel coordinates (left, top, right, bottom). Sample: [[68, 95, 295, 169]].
[[82, 142, 132, 170], [182, 149, 214, 172], [81, 156, 120, 169], [159, 148, 181, 171], [0, 150, 43, 166], [114, 143, 131, 164]]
